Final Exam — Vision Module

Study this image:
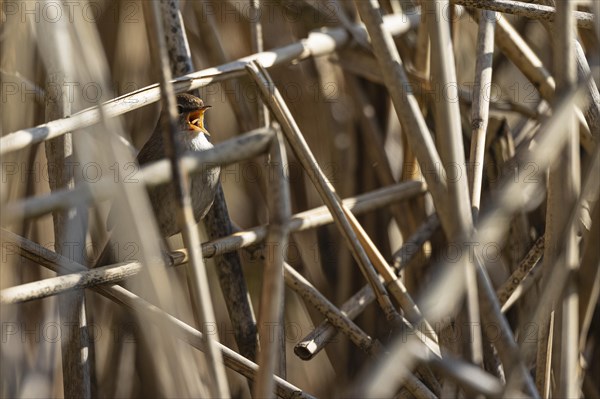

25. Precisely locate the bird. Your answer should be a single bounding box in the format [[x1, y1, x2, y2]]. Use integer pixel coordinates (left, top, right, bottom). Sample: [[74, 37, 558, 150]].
[[107, 93, 220, 239], [138, 93, 221, 238]]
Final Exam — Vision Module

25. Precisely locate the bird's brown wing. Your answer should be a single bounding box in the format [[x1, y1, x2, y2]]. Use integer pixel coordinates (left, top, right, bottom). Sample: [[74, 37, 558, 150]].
[[136, 129, 165, 166], [136, 112, 191, 165]]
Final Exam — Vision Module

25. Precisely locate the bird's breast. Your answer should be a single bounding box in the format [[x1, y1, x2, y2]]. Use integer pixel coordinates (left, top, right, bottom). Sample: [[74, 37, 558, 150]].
[[184, 133, 213, 151]]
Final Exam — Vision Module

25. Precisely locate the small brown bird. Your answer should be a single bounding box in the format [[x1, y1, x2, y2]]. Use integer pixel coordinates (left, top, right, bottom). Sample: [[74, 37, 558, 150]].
[[107, 94, 220, 238], [140, 93, 221, 237]]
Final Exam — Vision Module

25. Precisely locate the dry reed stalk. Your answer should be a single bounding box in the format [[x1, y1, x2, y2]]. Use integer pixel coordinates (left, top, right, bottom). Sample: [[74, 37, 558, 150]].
[[34, 8, 96, 396], [0, 13, 417, 156], [191, 2, 257, 130], [284, 263, 383, 358], [496, 236, 544, 307], [354, 0, 450, 229], [392, 214, 440, 271], [577, 146, 600, 353], [396, 74, 589, 399], [1, 179, 425, 318], [578, 201, 599, 353], [346, 75, 426, 261], [534, 1, 580, 395], [164, 0, 261, 365], [468, 10, 596, 151], [249, 0, 269, 130], [253, 130, 291, 397], [341, 204, 438, 342], [454, 0, 594, 29], [142, 2, 229, 395], [0, 230, 314, 399], [2, 128, 273, 223], [245, 61, 402, 323], [527, 0, 600, 142], [517, 102, 598, 363], [1, 261, 141, 304], [468, 9, 496, 218], [194, 181, 426, 259], [354, 336, 504, 397], [425, 0, 483, 371]]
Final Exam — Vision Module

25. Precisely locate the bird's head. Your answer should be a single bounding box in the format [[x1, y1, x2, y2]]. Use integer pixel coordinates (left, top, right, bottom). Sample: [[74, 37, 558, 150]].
[[176, 93, 212, 136]]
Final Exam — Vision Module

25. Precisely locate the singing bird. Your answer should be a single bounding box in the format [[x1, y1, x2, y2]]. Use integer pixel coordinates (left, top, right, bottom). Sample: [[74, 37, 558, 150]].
[[108, 94, 220, 238], [140, 93, 220, 237]]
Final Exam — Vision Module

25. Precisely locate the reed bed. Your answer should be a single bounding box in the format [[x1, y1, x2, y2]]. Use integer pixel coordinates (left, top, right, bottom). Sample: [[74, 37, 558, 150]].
[[1, 0, 598, 398]]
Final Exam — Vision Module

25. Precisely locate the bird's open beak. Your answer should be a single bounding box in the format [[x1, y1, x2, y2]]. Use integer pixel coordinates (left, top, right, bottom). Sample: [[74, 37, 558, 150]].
[[186, 105, 211, 135]]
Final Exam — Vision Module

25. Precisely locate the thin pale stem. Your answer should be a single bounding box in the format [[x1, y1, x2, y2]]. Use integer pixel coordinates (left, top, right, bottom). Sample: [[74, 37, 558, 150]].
[[142, 2, 229, 396], [253, 131, 291, 397], [39, 8, 90, 396], [426, 0, 481, 368], [468, 9, 497, 217], [354, 0, 450, 231], [454, 0, 594, 30], [245, 61, 402, 323]]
